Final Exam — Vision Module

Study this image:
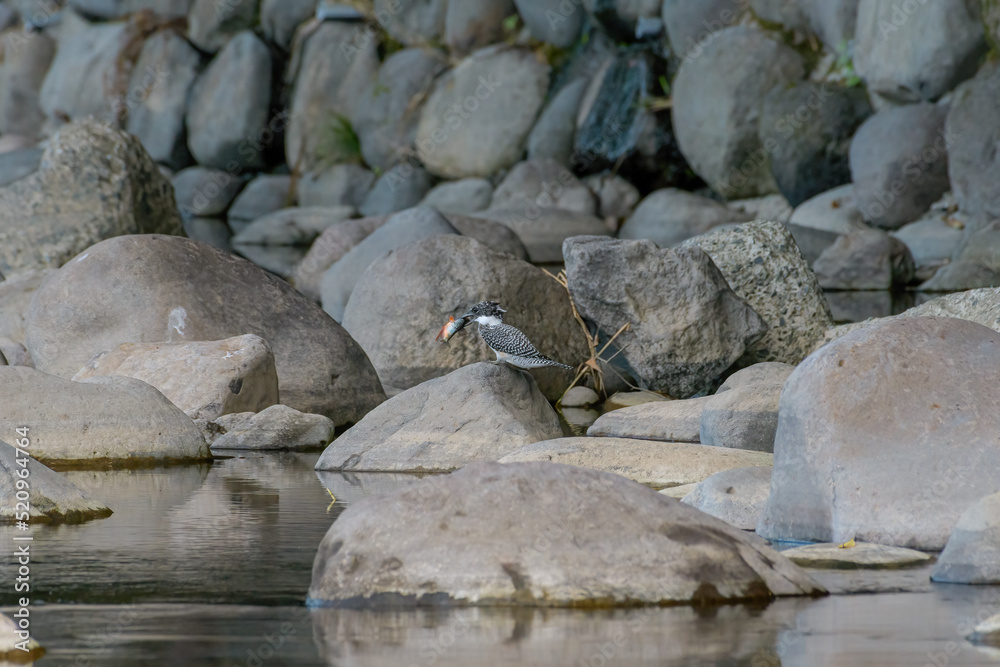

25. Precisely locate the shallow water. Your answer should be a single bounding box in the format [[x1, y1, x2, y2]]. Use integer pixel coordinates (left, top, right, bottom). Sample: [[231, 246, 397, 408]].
[[2, 453, 1000, 666]]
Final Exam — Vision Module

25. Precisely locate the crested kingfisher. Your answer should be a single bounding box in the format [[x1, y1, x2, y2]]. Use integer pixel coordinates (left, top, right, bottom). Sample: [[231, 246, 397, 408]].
[[460, 301, 573, 370]]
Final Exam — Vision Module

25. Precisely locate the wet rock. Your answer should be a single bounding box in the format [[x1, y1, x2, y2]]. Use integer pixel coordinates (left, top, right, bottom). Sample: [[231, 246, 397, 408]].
[[787, 184, 864, 264], [187, 0, 258, 53], [661, 0, 747, 61], [186, 31, 272, 171], [854, 0, 985, 106], [527, 78, 589, 166], [849, 103, 950, 230], [353, 48, 447, 172], [0, 29, 54, 139], [228, 174, 293, 223], [564, 236, 766, 397], [0, 269, 55, 344], [232, 206, 355, 247], [588, 396, 710, 443], [800, 0, 860, 51], [298, 165, 374, 210], [760, 82, 872, 207], [416, 45, 550, 178], [172, 167, 243, 218], [932, 491, 1000, 584], [681, 221, 833, 366], [672, 26, 804, 199], [476, 208, 610, 263], [560, 386, 599, 408], [758, 317, 1000, 549], [814, 227, 915, 290], [321, 207, 457, 322], [260, 0, 316, 50], [0, 120, 182, 275], [315, 363, 561, 472], [1, 440, 112, 523], [359, 162, 433, 217], [419, 178, 494, 215], [490, 159, 596, 216], [73, 334, 279, 421], [441, 214, 530, 260], [784, 542, 932, 570], [24, 235, 385, 424], [124, 30, 202, 169], [619, 188, 751, 247], [574, 50, 691, 192], [699, 369, 787, 453], [500, 437, 773, 488], [445, 0, 514, 54], [38, 21, 133, 123], [210, 404, 335, 451], [286, 21, 378, 172], [308, 460, 821, 606], [0, 366, 210, 463], [681, 466, 772, 530], [513, 0, 584, 47], [946, 64, 1000, 224], [341, 235, 587, 400], [584, 172, 641, 222], [293, 216, 388, 302]]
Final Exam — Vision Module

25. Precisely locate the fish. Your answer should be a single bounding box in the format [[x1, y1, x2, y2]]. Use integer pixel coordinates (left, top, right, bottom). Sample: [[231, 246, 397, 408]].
[[435, 315, 468, 343]]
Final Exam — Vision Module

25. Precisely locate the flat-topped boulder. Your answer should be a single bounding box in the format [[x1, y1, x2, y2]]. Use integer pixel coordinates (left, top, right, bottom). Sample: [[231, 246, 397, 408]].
[[499, 437, 773, 489], [782, 543, 933, 570], [587, 397, 710, 443], [308, 461, 824, 607]]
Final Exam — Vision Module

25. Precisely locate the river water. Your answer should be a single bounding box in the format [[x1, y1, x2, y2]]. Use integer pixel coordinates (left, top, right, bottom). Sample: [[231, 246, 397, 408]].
[[2, 453, 999, 666]]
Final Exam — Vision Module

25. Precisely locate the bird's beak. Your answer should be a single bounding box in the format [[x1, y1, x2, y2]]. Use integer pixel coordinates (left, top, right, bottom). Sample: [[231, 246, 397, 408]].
[[459, 312, 473, 320]]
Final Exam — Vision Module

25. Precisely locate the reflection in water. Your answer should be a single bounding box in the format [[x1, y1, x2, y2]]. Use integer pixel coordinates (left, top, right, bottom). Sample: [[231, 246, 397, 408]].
[[2, 455, 1000, 665]]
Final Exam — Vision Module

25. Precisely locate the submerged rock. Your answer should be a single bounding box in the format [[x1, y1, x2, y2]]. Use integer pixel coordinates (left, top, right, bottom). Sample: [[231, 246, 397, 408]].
[[0, 440, 112, 523], [315, 363, 561, 473], [308, 461, 824, 606]]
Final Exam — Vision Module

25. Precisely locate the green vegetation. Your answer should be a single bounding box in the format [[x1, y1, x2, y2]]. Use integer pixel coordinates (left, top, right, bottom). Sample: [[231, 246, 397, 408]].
[[312, 113, 363, 169]]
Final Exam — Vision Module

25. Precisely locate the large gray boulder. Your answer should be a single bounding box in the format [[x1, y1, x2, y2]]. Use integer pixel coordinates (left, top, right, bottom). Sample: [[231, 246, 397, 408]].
[[813, 227, 915, 290], [931, 491, 1000, 584], [172, 167, 243, 218], [849, 103, 950, 229], [681, 221, 833, 366], [946, 63, 1000, 225], [681, 466, 773, 530], [699, 363, 793, 453], [489, 159, 596, 216], [298, 165, 374, 209], [418, 178, 494, 215], [186, 31, 272, 171], [72, 335, 279, 421], [0, 366, 210, 463], [353, 48, 447, 172], [315, 363, 562, 473], [260, 0, 315, 49], [619, 189, 752, 247], [415, 45, 550, 178], [342, 235, 587, 400], [320, 207, 458, 321], [788, 184, 863, 263], [513, 0, 583, 47], [124, 30, 202, 169], [0, 440, 112, 523], [358, 162, 433, 217], [564, 236, 766, 397], [294, 216, 388, 302], [854, 0, 985, 106], [308, 461, 823, 606], [373, 0, 447, 46], [0, 269, 54, 344], [800, 0, 859, 51], [671, 26, 804, 199], [0, 119, 182, 275], [228, 174, 293, 223], [501, 437, 773, 488], [186, 0, 258, 53], [231, 206, 355, 247], [662, 0, 747, 61], [24, 235, 385, 425], [445, 0, 514, 54], [758, 317, 1000, 549], [527, 78, 589, 166]]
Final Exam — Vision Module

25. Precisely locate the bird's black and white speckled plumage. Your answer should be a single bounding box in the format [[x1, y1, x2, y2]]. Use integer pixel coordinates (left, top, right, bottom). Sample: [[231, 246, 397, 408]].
[[461, 301, 573, 370]]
